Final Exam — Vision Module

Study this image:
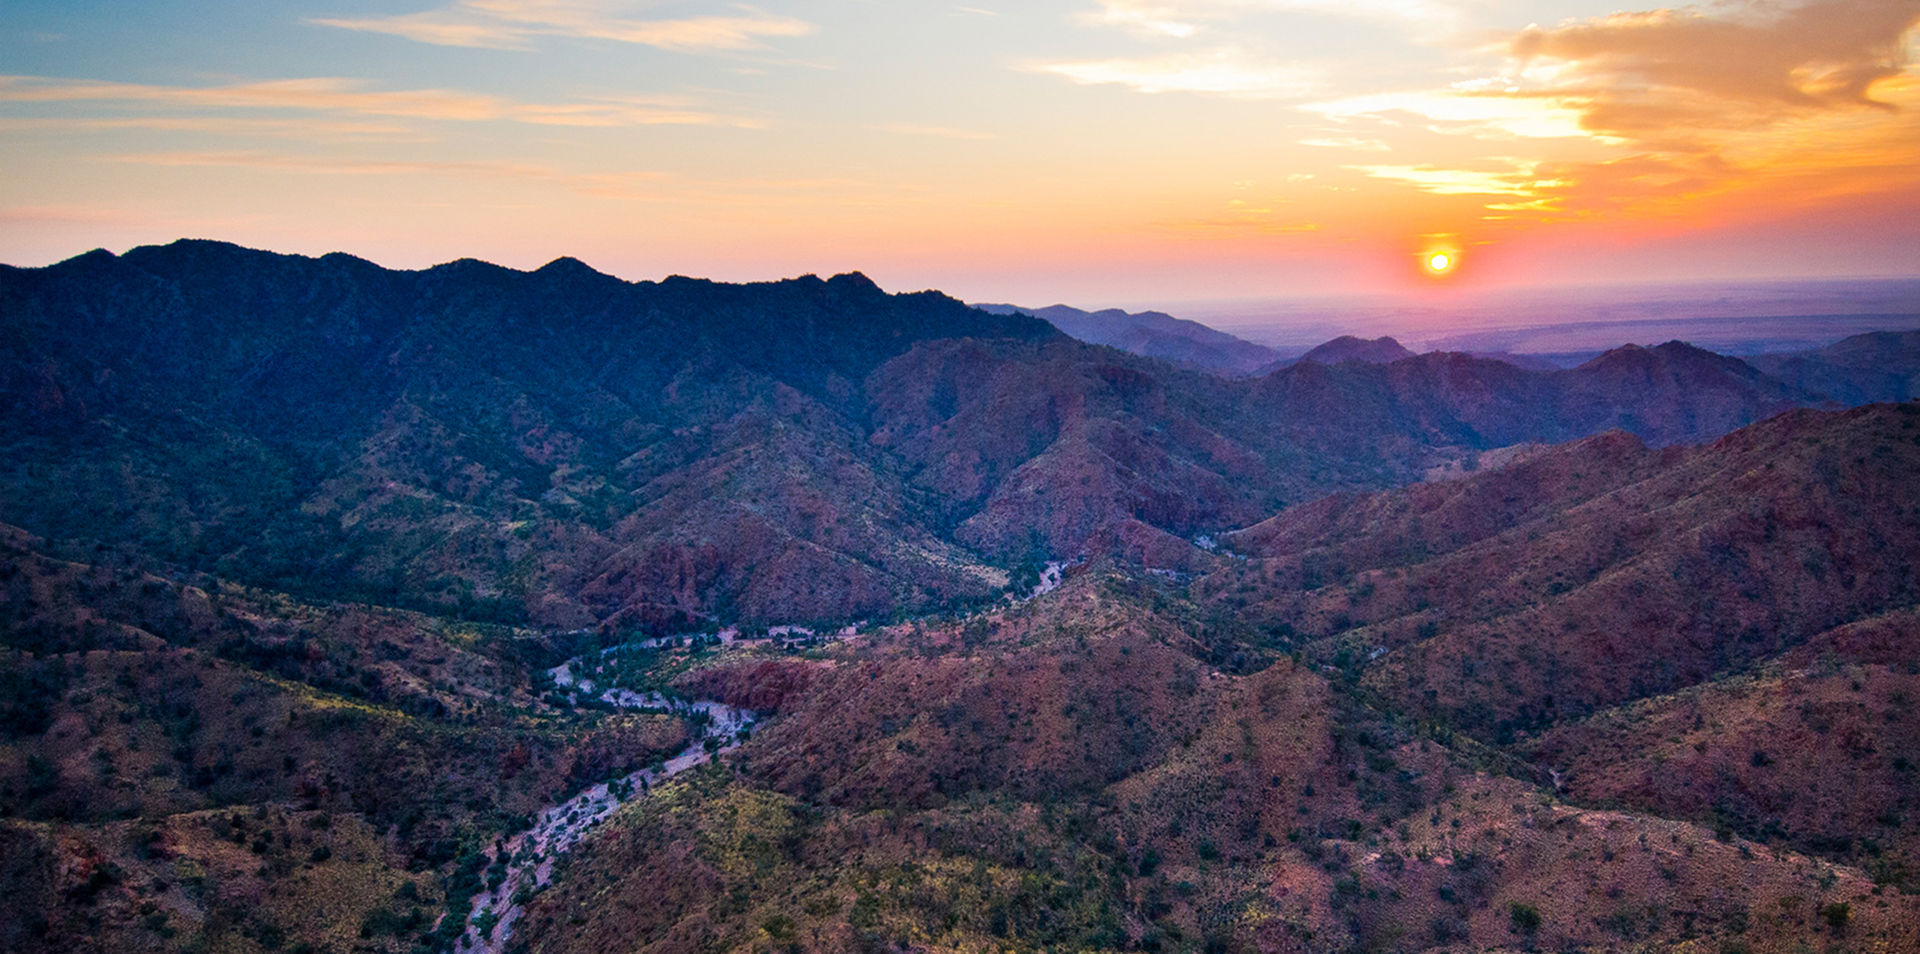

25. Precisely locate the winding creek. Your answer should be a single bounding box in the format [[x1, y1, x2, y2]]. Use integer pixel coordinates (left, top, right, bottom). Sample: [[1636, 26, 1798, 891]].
[[450, 657, 758, 954], [448, 561, 1073, 954]]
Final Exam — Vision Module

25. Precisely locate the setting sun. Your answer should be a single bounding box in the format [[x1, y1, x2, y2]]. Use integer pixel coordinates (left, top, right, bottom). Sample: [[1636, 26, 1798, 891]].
[[1429, 253, 1452, 272]]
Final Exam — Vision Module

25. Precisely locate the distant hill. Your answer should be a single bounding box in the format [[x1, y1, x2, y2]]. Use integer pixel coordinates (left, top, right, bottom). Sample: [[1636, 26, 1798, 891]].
[[972, 302, 1282, 375], [1749, 329, 1920, 404], [1292, 334, 1415, 366]]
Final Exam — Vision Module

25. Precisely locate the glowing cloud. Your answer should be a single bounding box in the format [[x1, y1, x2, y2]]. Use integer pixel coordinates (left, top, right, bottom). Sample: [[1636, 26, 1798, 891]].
[[1505, 0, 1920, 134], [1302, 88, 1595, 140], [1032, 48, 1321, 98], [1349, 162, 1551, 196]]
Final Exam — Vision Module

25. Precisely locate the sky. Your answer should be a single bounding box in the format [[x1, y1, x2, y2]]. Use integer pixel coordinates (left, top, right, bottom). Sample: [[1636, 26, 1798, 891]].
[[2, 0, 1918, 306]]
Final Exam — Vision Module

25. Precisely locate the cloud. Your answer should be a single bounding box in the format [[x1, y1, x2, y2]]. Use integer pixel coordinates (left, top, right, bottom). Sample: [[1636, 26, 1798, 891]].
[[0, 76, 761, 128], [0, 116, 418, 140], [0, 75, 501, 120], [309, 1, 815, 53], [112, 150, 563, 177], [1297, 135, 1390, 151], [1031, 48, 1321, 98], [1301, 87, 1595, 140], [106, 150, 679, 198], [1496, 0, 1920, 142], [1329, 0, 1920, 225], [1349, 161, 1552, 196]]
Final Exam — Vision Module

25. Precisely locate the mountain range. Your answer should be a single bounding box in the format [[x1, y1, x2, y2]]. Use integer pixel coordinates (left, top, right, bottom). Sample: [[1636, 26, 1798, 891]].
[[3, 241, 1919, 954], [8, 242, 1910, 635]]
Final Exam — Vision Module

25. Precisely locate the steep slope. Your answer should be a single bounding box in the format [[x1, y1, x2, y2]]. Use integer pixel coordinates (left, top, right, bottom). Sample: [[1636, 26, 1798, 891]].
[[1525, 605, 1920, 885], [516, 572, 1920, 954], [1556, 340, 1824, 445], [0, 524, 689, 954], [1206, 403, 1920, 735], [0, 241, 1054, 629]]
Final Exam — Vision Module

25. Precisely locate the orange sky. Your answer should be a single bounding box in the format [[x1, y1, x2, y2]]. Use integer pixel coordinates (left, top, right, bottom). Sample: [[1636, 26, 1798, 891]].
[[2, 1, 1917, 305]]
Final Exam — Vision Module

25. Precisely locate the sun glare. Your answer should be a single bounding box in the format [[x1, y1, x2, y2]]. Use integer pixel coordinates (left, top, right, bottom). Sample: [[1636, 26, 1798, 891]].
[[1427, 252, 1452, 273]]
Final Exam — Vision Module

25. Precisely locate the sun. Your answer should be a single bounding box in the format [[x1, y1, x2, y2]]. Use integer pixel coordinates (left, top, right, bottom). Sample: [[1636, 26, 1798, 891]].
[[1426, 252, 1452, 273]]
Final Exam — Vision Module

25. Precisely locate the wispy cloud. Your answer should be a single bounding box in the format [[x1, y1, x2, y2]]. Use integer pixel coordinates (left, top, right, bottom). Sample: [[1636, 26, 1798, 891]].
[[99, 150, 937, 207], [1348, 161, 1552, 196], [309, 1, 815, 53], [107, 150, 676, 198], [0, 76, 762, 128], [1301, 88, 1594, 140], [0, 75, 501, 120], [112, 150, 564, 177], [1297, 134, 1389, 151], [1031, 48, 1321, 98], [0, 115, 419, 140]]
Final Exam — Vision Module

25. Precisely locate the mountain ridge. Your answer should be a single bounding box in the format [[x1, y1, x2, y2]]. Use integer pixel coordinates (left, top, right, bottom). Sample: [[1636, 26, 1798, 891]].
[[0, 240, 1887, 635]]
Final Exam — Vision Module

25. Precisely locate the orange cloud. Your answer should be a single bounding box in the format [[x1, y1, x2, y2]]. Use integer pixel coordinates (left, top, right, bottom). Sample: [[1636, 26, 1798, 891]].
[[1502, 0, 1920, 142], [1340, 1, 1920, 233]]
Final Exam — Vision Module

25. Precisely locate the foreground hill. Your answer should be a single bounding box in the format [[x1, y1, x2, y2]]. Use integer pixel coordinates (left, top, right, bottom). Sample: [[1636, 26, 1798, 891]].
[[516, 557, 1920, 954], [0, 524, 684, 954], [1199, 402, 1920, 884]]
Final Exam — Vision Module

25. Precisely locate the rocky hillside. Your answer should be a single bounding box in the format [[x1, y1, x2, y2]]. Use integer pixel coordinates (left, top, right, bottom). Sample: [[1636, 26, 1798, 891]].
[[0, 523, 688, 954], [519, 556, 1920, 954], [1200, 402, 1920, 886], [1, 243, 1869, 634]]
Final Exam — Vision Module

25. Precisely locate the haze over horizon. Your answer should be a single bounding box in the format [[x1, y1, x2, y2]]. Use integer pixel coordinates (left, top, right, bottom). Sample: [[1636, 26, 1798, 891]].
[[4, 0, 1919, 307]]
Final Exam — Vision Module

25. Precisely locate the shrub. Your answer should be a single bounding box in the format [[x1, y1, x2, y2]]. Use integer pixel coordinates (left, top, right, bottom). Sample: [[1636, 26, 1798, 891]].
[[1820, 901, 1850, 932], [1510, 902, 1542, 934]]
